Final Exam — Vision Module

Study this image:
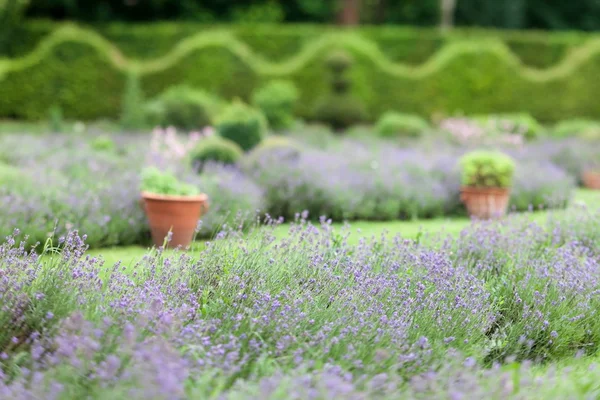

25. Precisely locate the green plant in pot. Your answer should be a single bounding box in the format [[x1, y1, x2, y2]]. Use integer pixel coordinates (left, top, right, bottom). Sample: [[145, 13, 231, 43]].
[[140, 167, 209, 249], [459, 150, 515, 219]]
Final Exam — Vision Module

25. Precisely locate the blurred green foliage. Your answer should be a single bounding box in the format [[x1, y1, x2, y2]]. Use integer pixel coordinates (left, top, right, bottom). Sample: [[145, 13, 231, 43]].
[[145, 85, 221, 131], [140, 166, 200, 196], [252, 80, 299, 131], [189, 136, 244, 171], [216, 100, 267, 151], [375, 112, 429, 138], [4, 24, 600, 123]]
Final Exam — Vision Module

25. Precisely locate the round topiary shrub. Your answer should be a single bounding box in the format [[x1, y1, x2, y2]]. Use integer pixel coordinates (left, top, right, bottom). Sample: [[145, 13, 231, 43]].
[[215, 101, 267, 151], [91, 135, 116, 152], [313, 95, 368, 132], [375, 112, 429, 138], [252, 80, 299, 131], [189, 136, 244, 171], [325, 50, 354, 74], [145, 85, 221, 131], [243, 135, 302, 169]]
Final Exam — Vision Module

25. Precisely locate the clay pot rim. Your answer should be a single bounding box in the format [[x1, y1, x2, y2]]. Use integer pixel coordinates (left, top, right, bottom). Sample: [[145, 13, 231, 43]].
[[141, 191, 208, 202], [460, 186, 511, 194]]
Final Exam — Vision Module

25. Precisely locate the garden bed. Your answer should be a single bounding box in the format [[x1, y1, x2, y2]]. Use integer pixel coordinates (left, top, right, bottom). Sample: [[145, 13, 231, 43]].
[[1, 204, 600, 398], [0, 128, 594, 249]]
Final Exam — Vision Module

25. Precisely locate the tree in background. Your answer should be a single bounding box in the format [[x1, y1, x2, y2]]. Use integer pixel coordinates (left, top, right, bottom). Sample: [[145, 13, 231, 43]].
[[0, 0, 30, 52], [339, 0, 360, 25], [440, 0, 457, 30], [17, 0, 600, 31]]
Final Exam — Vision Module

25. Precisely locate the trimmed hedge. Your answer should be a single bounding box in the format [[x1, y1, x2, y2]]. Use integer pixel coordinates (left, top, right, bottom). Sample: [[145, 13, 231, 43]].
[[3, 23, 600, 122], [3, 21, 592, 68]]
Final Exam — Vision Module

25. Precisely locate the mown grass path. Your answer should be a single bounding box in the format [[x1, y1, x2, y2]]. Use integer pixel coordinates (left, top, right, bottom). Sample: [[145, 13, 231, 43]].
[[83, 188, 600, 268]]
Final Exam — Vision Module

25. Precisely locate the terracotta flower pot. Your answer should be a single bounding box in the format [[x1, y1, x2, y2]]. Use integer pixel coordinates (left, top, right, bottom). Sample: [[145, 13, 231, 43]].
[[141, 191, 209, 249], [460, 186, 510, 219], [582, 171, 600, 190]]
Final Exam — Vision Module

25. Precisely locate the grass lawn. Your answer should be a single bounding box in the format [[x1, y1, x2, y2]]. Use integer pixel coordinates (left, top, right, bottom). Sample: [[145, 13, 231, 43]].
[[84, 188, 600, 268]]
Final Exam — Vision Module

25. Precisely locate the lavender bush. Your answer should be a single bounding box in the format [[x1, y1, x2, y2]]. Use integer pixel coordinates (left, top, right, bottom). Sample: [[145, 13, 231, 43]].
[[0, 136, 148, 249], [0, 131, 263, 247], [1, 205, 600, 398], [244, 137, 576, 221], [0, 129, 585, 249]]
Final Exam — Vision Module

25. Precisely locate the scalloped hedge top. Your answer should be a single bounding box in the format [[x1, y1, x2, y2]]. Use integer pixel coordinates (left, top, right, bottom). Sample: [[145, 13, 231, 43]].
[[4, 23, 600, 121]]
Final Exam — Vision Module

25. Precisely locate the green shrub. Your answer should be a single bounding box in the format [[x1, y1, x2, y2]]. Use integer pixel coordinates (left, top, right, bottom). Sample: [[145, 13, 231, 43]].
[[313, 95, 368, 131], [189, 136, 243, 170], [215, 101, 267, 151], [0, 0, 30, 54], [251, 80, 298, 131], [375, 112, 429, 138], [145, 85, 221, 131], [552, 119, 600, 140], [313, 50, 368, 131], [243, 135, 302, 168], [325, 50, 354, 74], [120, 72, 146, 130], [91, 135, 116, 152], [459, 150, 516, 188], [140, 166, 199, 196], [475, 113, 543, 140], [5, 22, 592, 69]]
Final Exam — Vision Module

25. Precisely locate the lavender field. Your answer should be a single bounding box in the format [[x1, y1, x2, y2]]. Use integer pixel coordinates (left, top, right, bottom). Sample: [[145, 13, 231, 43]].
[[1, 126, 600, 399], [1, 207, 600, 398], [0, 126, 594, 248]]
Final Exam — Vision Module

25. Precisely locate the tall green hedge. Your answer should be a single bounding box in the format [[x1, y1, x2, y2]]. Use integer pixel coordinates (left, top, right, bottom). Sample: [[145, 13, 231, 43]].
[[3, 21, 594, 65], [2, 23, 600, 122]]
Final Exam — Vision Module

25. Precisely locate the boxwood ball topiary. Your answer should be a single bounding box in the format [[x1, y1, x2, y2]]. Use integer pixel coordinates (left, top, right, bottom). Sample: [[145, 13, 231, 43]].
[[313, 94, 368, 132], [91, 135, 116, 152], [145, 85, 221, 131], [216, 101, 267, 151], [459, 150, 516, 188], [243, 135, 302, 169], [189, 136, 244, 171], [251, 80, 299, 131], [375, 112, 429, 138], [326, 50, 354, 73]]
